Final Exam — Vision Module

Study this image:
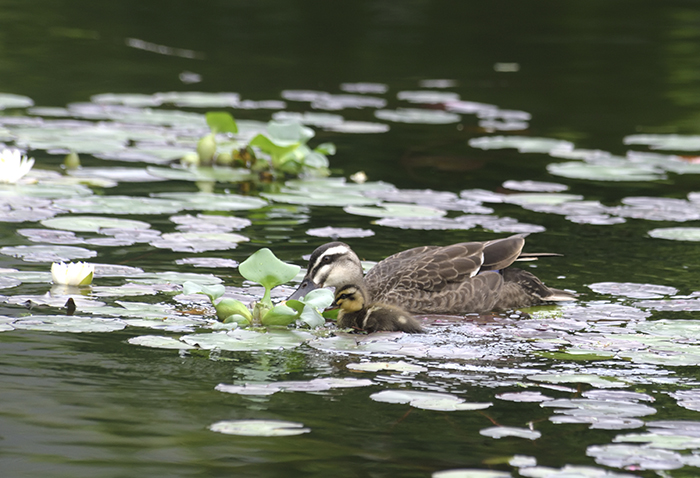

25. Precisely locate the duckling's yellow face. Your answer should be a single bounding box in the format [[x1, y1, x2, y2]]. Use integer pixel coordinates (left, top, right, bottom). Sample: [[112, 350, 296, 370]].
[[333, 285, 365, 313]]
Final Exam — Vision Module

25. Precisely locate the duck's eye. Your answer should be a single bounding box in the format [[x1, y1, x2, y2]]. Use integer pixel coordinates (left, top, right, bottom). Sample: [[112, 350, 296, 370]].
[[321, 256, 331, 263]]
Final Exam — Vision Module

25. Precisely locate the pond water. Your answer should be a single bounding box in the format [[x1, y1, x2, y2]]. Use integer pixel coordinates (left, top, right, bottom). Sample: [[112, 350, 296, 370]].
[[3, 1, 700, 476]]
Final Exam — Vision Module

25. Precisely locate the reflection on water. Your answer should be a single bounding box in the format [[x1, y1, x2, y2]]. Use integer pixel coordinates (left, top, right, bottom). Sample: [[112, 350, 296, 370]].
[[3, 0, 700, 476]]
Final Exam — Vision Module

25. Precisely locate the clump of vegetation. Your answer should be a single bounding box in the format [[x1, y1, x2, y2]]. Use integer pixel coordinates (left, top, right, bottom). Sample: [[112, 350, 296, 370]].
[[182, 112, 334, 179], [183, 248, 334, 328]]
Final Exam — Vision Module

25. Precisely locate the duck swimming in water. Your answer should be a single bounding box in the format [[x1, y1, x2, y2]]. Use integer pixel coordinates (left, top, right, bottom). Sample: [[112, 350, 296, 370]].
[[289, 234, 575, 315], [333, 282, 423, 333]]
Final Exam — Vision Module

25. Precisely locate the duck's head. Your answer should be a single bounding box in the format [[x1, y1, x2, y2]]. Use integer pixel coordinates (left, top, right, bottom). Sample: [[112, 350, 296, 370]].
[[331, 283, 367, 313], [288, 242, 364, 300]]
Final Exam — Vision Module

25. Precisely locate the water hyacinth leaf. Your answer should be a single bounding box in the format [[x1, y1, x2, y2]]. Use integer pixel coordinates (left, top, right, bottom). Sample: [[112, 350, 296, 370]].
[[182, 281, 225, 302], [432, 471, 512, 478], [299, 288, 335, 310], [206, 111, 238, 134], [128, 335, 197, 350], [648, 227, 700, 241], [479, 427, 542, 440], [297, 305, 325, 328], [345, 203, 446, 218], [261, 304, 299, 326], [214, 298, 252, 322], [347, 361, 428, 373], [238, 248, 301, 298], [370, 390, 492, 411], [41, 216, 151, 233], [209, 419, 310, 437]]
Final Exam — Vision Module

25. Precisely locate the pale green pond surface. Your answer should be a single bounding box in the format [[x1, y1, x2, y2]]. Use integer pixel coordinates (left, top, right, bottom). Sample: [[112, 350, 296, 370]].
[[3, 1, 700, 477]]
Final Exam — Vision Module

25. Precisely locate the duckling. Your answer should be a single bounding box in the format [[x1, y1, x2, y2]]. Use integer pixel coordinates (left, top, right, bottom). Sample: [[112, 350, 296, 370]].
[[333, 283, 424, 333], [289, 234, 576, 315]]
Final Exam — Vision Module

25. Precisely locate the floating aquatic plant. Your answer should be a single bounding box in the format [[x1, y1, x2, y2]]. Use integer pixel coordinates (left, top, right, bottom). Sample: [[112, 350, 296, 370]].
[[182, 247, 333, 328]]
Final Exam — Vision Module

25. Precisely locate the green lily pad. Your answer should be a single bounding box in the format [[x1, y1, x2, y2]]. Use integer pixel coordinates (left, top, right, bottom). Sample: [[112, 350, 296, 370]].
[[52, 195, 183, 215], [180, 329, 312, 351], [0, 245, 96, 262], [12, 315, 126, 333], [370, 390, 492, 411], [648, 227, 700, 241], [261, 191, 377, 207], [128, 335, 197, 349], [149, 232, 249, 253], [215, 377, 373, 396], [209, 419, 310, 437], [547, 161, 665, 181], [152, 192, 267, 211], [146, 166, 255, 183], [469, 136, 574, 153], [432, 470, 511, 478], [0, 93, 34, 109], [528, 373, 628, 388], [347, 361, 428, 373], [375, 108, 460, 124], [41, 216, 152, 233], [344, 203, 446, 218], [479, 426, 541, 440], [624, 133, 700, 151]]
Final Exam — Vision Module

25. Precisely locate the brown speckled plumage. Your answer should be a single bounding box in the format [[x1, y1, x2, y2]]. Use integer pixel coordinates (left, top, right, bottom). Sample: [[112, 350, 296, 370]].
[[289, 234, 576, 315], [333, 283, 423, 333]]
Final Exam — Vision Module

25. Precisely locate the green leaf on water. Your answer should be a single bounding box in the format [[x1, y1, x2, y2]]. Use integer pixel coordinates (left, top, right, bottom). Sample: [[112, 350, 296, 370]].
[[238, 248, 300, 305], [261, 304, 299, 326], [206, 111, 238, 134]]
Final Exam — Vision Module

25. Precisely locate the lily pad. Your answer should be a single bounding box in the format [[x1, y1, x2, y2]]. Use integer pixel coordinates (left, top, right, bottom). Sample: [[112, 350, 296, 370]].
[[370, 390, 492, 411], [648, 227, 700, 241], [215, 377, 373, 396], [261, 191, 377, 207], [469, 136, 574, 153], [0, 93, 34, 109], [52, 195, 183, 215], [347, 361, 428, 373], [587, 444, 684, 471], [209, 419, 310, 437], [528, 373, 628, 389], [547, 161, 665, 182], [0, 245, 96, 262], [128, 335, 197, 349], [374, 108, 460, 124], [588, 282, 678, 299], [41, 216, 152, 233], [479, 426, 541, 440], [149, 232, 249, 253], [152, 192, 267, 211], [432, 471, 511, 478], [181, 329, 312, 351], [306, 226, 374, 238], [344, 203, 446, 218], [12, 315, 126, 333]]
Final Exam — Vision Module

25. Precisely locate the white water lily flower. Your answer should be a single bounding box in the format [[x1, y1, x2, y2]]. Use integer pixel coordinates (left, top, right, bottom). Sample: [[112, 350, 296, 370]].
[[51, 262, 95, 286], [0, 148, 35, 183]]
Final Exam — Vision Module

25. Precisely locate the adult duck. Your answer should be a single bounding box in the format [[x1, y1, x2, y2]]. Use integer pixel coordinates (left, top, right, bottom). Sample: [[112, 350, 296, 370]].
[[288, 234, 575, 315]]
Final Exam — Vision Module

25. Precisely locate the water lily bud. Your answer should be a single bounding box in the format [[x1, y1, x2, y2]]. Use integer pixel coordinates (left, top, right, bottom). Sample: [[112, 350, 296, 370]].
[[216, 151, 233, 166], [64, 151, 81, 170], [215, 298, 253, 322], [197, 133, 217, 165], [181, 152, 200, 167], [51, 261, 95, 286]]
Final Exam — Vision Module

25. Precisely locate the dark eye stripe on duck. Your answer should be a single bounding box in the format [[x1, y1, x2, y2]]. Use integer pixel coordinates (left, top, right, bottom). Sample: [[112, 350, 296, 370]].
[[308, 244, 351, 283]]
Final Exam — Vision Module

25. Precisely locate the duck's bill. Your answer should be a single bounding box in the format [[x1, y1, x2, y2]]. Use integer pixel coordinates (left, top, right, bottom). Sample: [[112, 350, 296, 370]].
[[287, 278, 320, 300]]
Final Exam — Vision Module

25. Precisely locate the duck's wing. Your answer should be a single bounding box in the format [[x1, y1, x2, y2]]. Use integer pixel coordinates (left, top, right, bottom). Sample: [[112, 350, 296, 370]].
[[366, 242, 488, 296], [479, 234, 527, 271]]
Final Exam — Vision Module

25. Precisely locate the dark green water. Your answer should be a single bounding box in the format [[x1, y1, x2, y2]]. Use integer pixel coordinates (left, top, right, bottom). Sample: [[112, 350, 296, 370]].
[[2, 1, 700, 477]]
